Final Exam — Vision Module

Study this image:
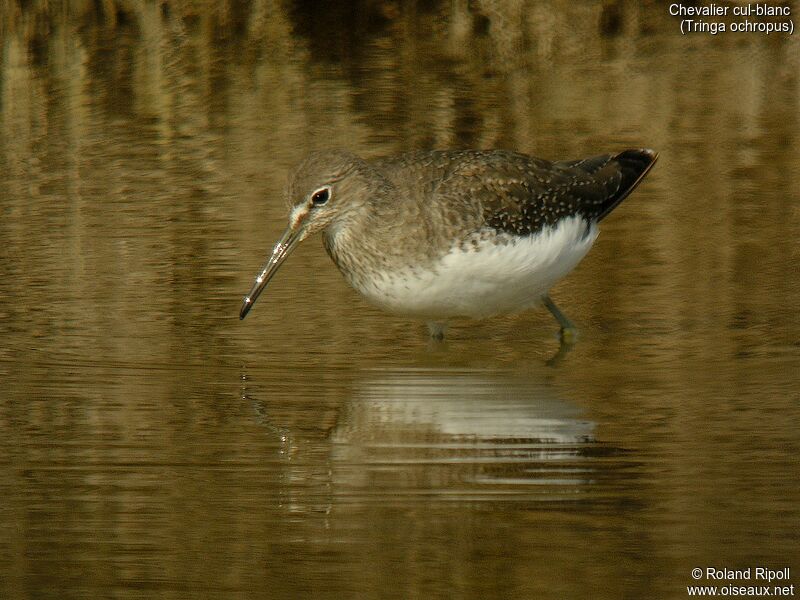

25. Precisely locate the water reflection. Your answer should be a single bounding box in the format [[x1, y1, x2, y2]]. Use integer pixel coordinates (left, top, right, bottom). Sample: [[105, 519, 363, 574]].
[[246, 369, 631, 510]]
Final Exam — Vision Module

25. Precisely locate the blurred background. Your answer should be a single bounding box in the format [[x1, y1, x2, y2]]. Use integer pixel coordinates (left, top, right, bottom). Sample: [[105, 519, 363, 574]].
[[1, 1, 798, 598]]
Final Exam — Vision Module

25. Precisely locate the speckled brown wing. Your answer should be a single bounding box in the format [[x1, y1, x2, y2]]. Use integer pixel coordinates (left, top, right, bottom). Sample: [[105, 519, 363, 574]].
[[431, 149, 658, 237]]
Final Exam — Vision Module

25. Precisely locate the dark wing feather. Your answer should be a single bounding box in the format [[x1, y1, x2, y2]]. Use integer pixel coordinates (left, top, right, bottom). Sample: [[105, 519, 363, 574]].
[[432, 149, 658, 237], [556, 149, 659, 221]]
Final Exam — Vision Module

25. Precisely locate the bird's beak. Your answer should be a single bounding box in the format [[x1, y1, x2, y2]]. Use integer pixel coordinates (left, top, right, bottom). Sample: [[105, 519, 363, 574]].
[[239, 225, 304, 320]]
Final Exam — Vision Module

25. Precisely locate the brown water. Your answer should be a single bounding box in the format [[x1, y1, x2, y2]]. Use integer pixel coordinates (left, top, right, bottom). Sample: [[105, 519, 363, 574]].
[[1, 2, 799, 598]]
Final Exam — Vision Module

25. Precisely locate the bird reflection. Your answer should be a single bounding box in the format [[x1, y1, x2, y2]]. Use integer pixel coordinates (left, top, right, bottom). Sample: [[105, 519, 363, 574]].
[[243, 369, 609, 511]]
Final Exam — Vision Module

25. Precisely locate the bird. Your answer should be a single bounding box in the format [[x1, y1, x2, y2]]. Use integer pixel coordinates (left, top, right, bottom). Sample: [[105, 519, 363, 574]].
[[239, 148, 658, 341]]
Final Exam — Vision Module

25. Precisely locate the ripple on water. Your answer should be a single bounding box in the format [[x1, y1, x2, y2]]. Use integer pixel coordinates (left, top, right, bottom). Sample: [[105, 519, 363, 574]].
[[246, 369, 637, 508]]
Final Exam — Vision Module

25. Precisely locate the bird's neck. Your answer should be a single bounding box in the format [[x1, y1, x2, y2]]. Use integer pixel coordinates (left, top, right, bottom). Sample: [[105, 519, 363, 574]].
[[322, 180, 433, 285]]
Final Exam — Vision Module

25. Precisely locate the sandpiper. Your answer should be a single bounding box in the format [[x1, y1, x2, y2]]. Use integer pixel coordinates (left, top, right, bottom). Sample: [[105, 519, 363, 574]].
[[239, 148, 657, 340]]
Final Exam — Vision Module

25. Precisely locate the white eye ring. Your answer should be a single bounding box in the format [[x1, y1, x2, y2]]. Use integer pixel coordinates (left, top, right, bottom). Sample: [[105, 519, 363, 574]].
[[311, 186, 331, 206]]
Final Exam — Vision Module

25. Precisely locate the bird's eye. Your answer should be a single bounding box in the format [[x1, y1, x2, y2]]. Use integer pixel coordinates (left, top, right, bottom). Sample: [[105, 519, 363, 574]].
[[311, 187, 330, 206]]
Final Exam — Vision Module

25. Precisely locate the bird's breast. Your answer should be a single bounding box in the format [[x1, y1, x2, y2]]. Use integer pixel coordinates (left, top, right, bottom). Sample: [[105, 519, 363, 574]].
[[327, 216, 598, 319]]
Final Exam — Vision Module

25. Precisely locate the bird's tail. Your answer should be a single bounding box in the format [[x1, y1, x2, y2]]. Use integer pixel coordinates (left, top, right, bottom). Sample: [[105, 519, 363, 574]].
[[558, 148, 659, 221]]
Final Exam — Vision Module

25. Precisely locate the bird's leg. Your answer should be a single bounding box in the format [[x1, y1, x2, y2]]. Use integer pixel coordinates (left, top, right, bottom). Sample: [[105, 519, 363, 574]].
[[426, 321, 448, 341], [545, 340, 573, 367], [542, 295, 578, 345]]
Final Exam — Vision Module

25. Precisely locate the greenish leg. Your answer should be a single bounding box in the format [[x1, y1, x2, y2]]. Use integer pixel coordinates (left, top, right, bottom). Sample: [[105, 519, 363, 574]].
[[542, 295, 578, 344]]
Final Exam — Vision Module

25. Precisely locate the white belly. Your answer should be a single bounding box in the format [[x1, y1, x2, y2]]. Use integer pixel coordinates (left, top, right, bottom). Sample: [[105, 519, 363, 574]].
[[352, 216, 598, 319]]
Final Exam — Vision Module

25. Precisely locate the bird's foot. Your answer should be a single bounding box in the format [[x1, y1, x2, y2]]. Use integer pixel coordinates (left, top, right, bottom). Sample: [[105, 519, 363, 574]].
[[427, 321, 448, 341], [559, 325, 579, 346], [546, 328, 578, 367]]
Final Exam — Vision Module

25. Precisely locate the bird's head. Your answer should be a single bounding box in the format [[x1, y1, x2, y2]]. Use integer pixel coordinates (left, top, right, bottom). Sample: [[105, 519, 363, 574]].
[[239, 150, 378, 320]]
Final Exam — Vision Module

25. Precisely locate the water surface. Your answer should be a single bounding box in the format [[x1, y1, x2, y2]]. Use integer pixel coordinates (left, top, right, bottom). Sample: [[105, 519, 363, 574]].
[[1, 2, 798, 598]]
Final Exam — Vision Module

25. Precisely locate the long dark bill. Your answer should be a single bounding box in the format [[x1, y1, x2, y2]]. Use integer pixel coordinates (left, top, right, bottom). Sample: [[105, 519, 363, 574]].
[[239, 226, 304, 320]]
